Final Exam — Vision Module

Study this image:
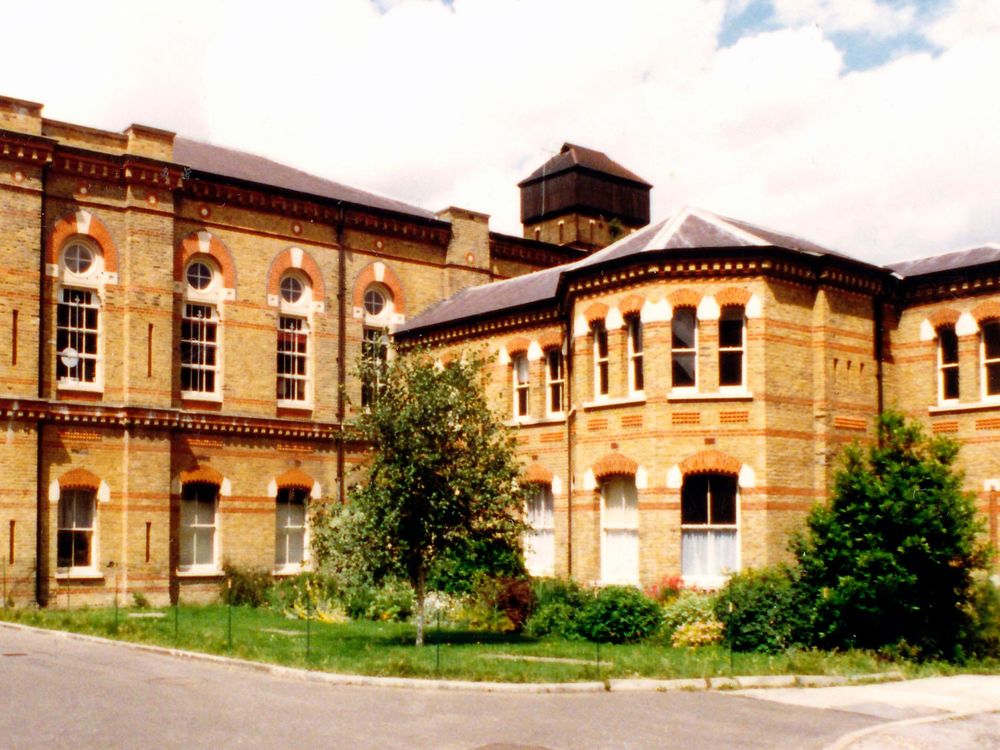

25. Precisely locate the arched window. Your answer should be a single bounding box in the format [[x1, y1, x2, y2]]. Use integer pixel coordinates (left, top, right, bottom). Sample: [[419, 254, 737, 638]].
[[681, 473, 738, 585], [179, 481, 219, 572], [525, 483, 554, 577], [512, 353, 530, 419], [671, 307, 697, 389], [361, 284, 393, 407], [982, 319, 1000, 399], [275, 487, 308, 571], [276, 272, 312, 405], [592, 321, 609, 399], [601, 476, 638, 584], [545, 348, 564, 415], [57, 488, 96, 571], [56, 237, 104, 388], [626, 315, 643, 394], [937, 324, 959, 402], [181, 258, 222, 397], [719, 305, 745, 388]]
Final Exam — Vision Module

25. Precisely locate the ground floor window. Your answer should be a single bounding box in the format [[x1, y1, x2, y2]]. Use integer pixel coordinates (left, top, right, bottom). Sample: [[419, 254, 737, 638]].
[[275, 487, 307, 570], [681, 473, 738, 584], [525, 484, 554, 577], [601, 476, 638, 584], [57, 489, 95, 570], [180, 482, 218, 570]]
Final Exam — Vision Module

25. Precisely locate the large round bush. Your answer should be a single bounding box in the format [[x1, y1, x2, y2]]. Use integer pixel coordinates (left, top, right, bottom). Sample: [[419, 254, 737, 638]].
[[577, 586, 662, 643]]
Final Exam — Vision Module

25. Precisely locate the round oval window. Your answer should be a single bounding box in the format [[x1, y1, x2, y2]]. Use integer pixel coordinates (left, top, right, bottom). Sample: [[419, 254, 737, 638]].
[[280, 275, 304, 304], [186, 261, 214, 291], [364, 288, 386, 316], [63, 242, 94, 274]]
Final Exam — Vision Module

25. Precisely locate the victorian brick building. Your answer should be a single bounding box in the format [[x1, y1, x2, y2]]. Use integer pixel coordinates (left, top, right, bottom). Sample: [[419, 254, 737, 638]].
[[0, 94, 996, 606]]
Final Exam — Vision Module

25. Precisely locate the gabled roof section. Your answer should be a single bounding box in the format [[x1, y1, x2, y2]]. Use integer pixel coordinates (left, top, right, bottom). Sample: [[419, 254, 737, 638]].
[[173, 138, 436, 219], [518, 142, 651, 187], [888, 243, 1000, 278]]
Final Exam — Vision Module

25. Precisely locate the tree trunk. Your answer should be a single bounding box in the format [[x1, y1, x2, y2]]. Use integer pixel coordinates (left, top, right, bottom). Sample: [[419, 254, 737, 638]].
[[415, 567, 426, 647]]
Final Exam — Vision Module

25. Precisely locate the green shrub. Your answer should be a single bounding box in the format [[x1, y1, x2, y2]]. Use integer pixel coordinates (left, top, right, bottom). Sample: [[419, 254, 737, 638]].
[[221, 563, 272, 608], [662, 591, 717, 634], [715, 567, 803, 653], [671, 619, 725, 648], [367, 577, 416, 622], [576, 586, 662, 644], [494, 578, 536, 633], [524, 578, 588, 639], [961, 576, 1000, 660], [131, 592, 150, 609]]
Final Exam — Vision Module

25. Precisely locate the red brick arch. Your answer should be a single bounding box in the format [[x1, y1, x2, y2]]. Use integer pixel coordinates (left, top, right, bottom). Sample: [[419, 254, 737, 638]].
[[618, 294, 645, 317], [592, 452, 638, 481], [668, 288, 701, 308], [538, 331, 563, 351], [58, 467, 101, 491], [179, 465, 224, 486], [175, 231, 236, 289], [583, 302, 609, 324], [48, 210, 118, 273], [972, 301, 1000, 324], [275, 468, 314, 491], [522, 463, 554, 485], [266, 247, 326, 303], [353, 262, 406, 315], [506, 337, 530, 356], [927, 308, 961, 329], [715, 287, 751, 308], [680, 450, 741, 476]]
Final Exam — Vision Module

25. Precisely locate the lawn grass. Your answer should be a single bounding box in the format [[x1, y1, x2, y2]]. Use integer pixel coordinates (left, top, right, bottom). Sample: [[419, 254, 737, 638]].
[[0, 603, 927, 683]]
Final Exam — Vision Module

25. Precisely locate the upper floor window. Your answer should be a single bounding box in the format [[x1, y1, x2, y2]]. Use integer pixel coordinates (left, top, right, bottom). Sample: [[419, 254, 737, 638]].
[[513, 354, 530, 419], [546, 349, 564, 415], [63, 242, 95, 275], [56, 289, 100, 385], [671, 307, 697, 389], [719, 306, 745, 388], [181, 303, 219, 395], [57, 488, 96, 572], [593, 322, 609, 398], [361, 326, 388, 407], [364, 287, 387, 317], [938, 325, 959, 402], [277, 316, 309, 403], [983, 320, 1000, 398], [627, 316, 644, 394]]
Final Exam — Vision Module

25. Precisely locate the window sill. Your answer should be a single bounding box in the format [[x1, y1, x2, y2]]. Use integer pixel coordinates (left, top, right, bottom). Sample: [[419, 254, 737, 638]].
[[681, 574, 731, 590], [273, 564, 310, 576], [181, 391, 223, 404], [505, 415, 567, 427], [581, 395, 646, 411], [57, 381, 104, 394], [277, 400, 313, 412], [176, 567, 224, 578], [56, 569, 103, 581], [929, 400, 1000, 415], [668, 390, 753, 402]]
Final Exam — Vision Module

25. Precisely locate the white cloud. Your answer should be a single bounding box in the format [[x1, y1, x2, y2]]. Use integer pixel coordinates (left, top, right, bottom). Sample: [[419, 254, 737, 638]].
[[771, 0, 917, 37], [2, 0, 998, 266]]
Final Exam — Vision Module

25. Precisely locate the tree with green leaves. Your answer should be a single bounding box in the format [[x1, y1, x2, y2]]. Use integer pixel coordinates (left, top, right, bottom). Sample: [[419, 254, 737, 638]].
[[319, 349, 528, 645], [793, 411, 992, 660]]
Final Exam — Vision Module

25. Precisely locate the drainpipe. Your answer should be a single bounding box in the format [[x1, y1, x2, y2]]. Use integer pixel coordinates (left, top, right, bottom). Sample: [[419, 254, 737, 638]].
[[336, 204, 347, 504], [874, 294, 885, 420], [564, 296, 575, 578], [36, 160, 50, 607]]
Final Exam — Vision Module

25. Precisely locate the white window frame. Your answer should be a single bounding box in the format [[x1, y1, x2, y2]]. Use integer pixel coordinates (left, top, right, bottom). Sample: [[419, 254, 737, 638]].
[[718, 305, 746, 392], [361, 326, 388, 407], [56, 488, 97, 575], [56, 287, 102, 390], [275, 487, 309, 573], [593, 322, 609, 400], [627, 316, 644, 396], [982, 319, 1000, 400], [524, 484, 555, 577], [277, 314, 311, 406], [180, 302, 221, 399], [671, 307, 698, 393], [600, 476, 639, 585], [178, 482, 219, 574], [680, 473, 740, 588], [545, 348, 565, 416], [513, 353, 530, 420], [937, 324, 960, 403]]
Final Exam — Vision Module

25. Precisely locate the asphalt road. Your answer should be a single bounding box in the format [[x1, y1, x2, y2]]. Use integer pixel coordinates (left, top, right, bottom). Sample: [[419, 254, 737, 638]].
[[0, 626, 880, 750]]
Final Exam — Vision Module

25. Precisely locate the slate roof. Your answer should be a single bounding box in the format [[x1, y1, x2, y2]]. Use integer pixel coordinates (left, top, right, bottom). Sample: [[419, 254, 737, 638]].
[[888, 244, 1000, 278], [173, 138, 436, 220], [518, 142, 651, 187], [397, 206, 870, 335]]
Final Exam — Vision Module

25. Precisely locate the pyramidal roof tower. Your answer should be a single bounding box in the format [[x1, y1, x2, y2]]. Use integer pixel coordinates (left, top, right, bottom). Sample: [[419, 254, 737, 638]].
[[518, 142, 651, 252]]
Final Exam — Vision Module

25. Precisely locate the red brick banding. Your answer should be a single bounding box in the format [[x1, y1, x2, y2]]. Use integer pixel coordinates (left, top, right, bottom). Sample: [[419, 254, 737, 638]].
[[266, 248, 326, 303]]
